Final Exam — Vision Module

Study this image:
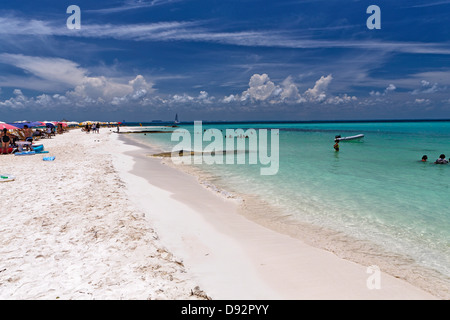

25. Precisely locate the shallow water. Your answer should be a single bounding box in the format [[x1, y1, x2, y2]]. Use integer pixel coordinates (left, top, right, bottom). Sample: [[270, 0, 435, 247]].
[[130, 121, 450, 296]]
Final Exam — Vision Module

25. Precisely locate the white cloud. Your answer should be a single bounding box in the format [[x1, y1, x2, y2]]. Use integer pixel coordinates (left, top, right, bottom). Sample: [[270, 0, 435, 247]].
[[197, 91, 214, 103], [222, 74, 294, 104], [221, 73, 356, 106], [67, 76, 130, 102], [370, 83, 396, 96], [304, 74, 333, 102], [2, 16, 450, 55], [86, 0, 185, 14], [0, 55, 357, 112], [0, 54, 87, 89], [242, 74, 279, 101], [68, 74, 155, 106], [171, 93, 195, 103], [280, 76, 301, 102], [0, 89, 30, 109], [414, 98, 431, 104], [0, 55, 155, 109], [385, 83, 396, 93], [412, 80, 441, 95], [222, 94, 237, 103], [166, 91, 215, 105], [326, 94, 357, 105], [0, 54, 157, 108]]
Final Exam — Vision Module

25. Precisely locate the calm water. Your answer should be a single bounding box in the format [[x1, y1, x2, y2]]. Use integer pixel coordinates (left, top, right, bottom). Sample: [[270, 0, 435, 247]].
[[131, 121, 450, 282]]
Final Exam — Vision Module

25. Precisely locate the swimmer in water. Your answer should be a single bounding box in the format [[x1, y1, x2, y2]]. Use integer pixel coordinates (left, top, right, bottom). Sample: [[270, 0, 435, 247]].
[[435, 154, 448, 164]]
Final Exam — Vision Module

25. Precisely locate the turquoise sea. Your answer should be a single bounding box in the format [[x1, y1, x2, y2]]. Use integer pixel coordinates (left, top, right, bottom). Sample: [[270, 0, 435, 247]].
[[128, 120, 450, 295]]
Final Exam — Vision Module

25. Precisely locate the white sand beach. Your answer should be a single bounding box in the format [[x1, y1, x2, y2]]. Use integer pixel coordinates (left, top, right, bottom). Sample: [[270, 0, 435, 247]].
[[0, 128, 439, 299], [0, 128, 207, 300]]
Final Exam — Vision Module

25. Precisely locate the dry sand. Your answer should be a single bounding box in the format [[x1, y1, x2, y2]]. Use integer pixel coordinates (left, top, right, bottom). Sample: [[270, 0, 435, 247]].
[[0, 129, 207, 300], [0, 128, 439, 299]]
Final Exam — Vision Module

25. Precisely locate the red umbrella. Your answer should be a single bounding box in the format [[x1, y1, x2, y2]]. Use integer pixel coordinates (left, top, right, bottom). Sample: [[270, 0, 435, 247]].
[[0, 123, 19, 130]]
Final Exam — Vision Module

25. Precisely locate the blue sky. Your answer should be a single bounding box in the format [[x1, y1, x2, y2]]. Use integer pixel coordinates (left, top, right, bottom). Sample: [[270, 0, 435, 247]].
[[0, 0, 450, 121]]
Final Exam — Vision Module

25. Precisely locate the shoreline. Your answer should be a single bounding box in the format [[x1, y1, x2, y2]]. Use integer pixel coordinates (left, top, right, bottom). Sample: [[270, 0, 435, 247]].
[[115, 130, 439, 299]]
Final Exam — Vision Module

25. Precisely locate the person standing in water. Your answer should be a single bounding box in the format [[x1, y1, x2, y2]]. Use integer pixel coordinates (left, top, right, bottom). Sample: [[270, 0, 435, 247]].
[[334, 140, 340, 152]]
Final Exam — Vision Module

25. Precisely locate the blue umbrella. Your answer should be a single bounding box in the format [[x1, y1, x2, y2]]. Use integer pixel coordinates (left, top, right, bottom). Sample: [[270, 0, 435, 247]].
[[8, 121, 44, 128], [28, 121, 46, 127], [8, 123, 26, 129]]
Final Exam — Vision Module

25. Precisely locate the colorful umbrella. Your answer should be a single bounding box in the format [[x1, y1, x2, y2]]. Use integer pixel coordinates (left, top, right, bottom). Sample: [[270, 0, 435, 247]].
[[0, 123, 19, 130], [7, 121, 43, 129], [28, 121, 46, 127]]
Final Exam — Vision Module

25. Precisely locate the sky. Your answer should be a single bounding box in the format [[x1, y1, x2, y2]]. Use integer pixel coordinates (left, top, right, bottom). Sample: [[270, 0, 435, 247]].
[[0, 0, 450, 122]]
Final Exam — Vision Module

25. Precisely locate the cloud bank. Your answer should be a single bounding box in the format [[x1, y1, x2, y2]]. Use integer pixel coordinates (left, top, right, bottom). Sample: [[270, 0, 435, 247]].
[[0, 54, 446, 118]]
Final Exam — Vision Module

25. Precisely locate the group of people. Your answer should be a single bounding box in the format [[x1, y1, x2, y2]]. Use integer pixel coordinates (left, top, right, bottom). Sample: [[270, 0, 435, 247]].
[[1, 125, 34, 154], [332, 137, 448, 165], [83, 123, 101, 134], [0, 123, 67, 154], [422, 154, 449, 164]]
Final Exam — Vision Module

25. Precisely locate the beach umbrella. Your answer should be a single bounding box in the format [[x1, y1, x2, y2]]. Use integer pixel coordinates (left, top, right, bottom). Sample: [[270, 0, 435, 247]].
[[7, 121, 41, 129], [28, 121, 46, 127], [0, 123, 19, 130], [10, 122, 35, 129], [7, 122, 26, 129]]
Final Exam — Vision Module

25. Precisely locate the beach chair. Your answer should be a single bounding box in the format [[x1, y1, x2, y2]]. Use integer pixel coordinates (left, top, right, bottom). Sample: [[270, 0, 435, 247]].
[[15, 130, 27, 141]]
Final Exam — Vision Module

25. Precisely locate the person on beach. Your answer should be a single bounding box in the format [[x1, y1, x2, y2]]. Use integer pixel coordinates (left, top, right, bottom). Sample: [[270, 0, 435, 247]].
[[33, 129, 43, 138], [435, 154, 448, 164], [96, 122, 100, 134], [22, 125, 33, 142], [1, 128, 12, 154], [46, 126, 53, 138]]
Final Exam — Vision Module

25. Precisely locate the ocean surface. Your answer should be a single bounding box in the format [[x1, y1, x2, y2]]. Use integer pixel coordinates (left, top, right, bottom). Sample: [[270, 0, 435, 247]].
[[127, 120, 450, 295]]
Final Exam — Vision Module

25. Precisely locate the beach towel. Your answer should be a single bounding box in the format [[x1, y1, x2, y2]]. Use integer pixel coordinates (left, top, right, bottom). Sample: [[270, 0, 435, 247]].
[[15, 151, 36, 156], [0, 174, 15, 182]]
